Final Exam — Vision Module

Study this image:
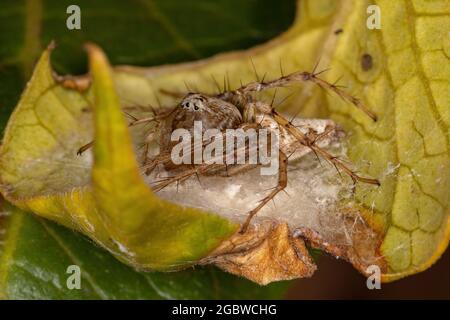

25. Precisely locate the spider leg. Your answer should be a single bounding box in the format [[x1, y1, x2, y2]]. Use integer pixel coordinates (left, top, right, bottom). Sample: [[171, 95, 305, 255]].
[[148, 125, 262, 194], [309, 142, 380, 186], [271, 111, 380, 186], [129, 106, 177, 127], [231, 69, 377, 121], [76, 117, 155, 156], [141, 151, 173, 175], [77, 106, 176, 156], [151, 163, 224, 192], [76, 140, 94, 156], [142, 130, 217, 176], [240, 151, 288, 234]]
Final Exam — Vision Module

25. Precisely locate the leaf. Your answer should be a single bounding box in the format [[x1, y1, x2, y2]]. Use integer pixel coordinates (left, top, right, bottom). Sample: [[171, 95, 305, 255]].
[[325, 0, 450, 280], [1, 0, 449, 293], [0, 0, 294, 298]]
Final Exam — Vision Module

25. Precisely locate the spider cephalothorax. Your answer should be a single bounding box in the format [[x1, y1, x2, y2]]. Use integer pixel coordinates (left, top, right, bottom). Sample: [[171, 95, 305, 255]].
[[174, 93, 242, 132]]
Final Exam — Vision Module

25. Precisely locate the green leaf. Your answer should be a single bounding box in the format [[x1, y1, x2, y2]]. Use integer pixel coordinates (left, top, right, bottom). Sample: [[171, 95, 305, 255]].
[[0, 0, 294, 299], [0, 205, 287, 299]]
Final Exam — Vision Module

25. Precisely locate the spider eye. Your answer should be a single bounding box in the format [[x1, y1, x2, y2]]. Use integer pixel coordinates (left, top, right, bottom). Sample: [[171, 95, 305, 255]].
[[194, 104, 199, 111]]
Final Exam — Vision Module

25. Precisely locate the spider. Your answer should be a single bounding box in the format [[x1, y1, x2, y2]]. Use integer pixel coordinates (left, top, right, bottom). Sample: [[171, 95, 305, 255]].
[[78, 67, 380, 233]]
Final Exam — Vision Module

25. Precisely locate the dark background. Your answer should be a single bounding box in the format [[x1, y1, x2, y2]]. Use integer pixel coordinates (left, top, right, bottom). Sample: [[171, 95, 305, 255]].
[[287, 246, 450, 299]]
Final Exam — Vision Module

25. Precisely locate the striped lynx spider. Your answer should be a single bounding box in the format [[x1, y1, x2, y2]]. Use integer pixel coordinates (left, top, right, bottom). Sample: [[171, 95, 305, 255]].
[[79, 66, 380, 233]]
